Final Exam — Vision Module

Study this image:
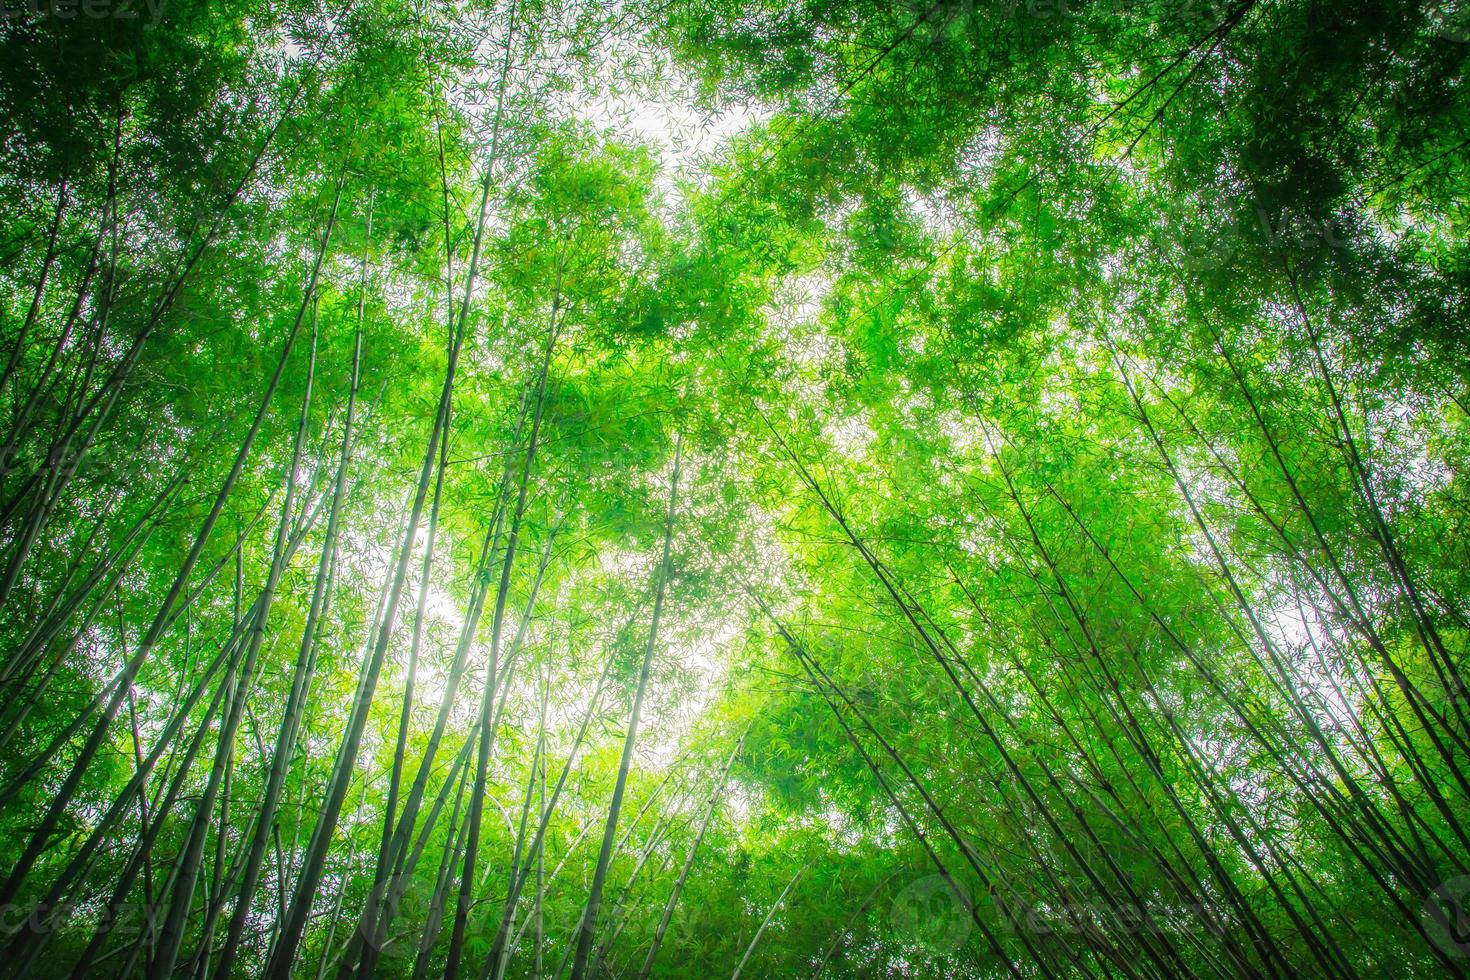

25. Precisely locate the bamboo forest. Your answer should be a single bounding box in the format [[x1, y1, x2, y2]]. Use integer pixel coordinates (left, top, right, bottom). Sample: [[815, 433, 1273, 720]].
[[3, 0, 1470, 976]]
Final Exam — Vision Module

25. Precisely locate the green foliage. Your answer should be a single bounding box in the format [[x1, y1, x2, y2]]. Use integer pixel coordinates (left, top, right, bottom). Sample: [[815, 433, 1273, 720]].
[[0, 0, 1467, 976]]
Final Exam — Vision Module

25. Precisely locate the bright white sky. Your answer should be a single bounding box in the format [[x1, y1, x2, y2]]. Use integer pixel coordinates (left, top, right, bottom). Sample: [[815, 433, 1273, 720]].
[[560, 15, 772, 196], [572, 85, 767, 180]]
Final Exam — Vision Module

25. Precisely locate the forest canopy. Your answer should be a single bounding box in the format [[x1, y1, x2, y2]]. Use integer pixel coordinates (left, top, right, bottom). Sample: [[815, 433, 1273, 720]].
[[1, 0, 1469, 976]]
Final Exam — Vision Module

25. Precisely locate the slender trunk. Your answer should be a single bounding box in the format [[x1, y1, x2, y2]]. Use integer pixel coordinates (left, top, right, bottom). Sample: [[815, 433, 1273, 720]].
[[0, 178, 333, 907], [150, 262, 327, 980], [569, 434, 682, 980], [811, 872, 898, 979], [484, 638, 621, 975], [214, 289, 365, 980], [638, 727, 745, 980], [267, 170, 473, 976], [409, 749, 474, 980], [314, 782, 372, 980], [730, 867, 803, 980], [485, 673, 550, 980], [0, 178, 66, 403], [446, 281, 557, 980]]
